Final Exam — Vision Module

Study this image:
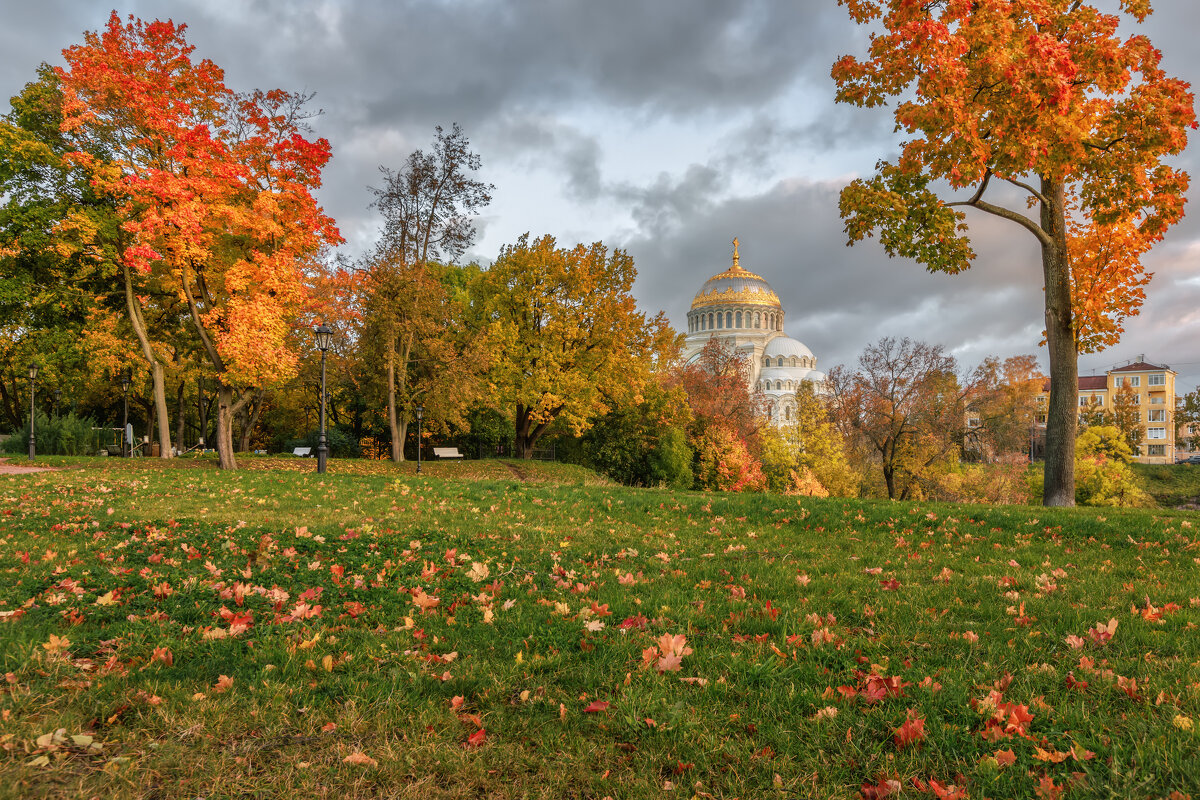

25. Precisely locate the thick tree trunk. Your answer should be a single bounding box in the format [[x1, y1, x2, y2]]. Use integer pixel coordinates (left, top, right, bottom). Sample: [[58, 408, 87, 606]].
[[514, 402, 557, 459], [386, 337, 404, 462], [1040, 178, 1077, 507], [122, 264, 173, 458], [238, 391, 266, 452], [215, 384, 237, 469]]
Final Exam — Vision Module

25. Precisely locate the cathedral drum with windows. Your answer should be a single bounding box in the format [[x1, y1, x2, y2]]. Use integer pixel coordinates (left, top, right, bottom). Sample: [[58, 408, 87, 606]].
[[682, 239, 825, 422]]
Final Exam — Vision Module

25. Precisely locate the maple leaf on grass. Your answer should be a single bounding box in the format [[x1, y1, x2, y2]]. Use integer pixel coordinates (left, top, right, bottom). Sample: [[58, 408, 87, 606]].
[[893, 709, 926, 748], [583, 700, 610, 713], [343, 752, 377, 767]]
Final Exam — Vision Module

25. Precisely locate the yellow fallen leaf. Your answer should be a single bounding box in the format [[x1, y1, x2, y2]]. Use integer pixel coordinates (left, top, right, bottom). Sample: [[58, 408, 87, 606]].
[[322, 654, 334, 672], [343, 751, 377, 767]]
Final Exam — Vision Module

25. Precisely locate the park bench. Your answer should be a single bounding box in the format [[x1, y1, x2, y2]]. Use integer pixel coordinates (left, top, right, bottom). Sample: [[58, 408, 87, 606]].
[[432, 447, 464, 459], [293, 446, 312, 457]]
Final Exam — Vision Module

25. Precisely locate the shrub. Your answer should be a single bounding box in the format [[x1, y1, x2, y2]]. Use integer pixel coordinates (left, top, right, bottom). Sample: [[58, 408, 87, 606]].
[[646, 426, 693, 490], [694, 425, 765, 493], [2, 412, 97, 455]]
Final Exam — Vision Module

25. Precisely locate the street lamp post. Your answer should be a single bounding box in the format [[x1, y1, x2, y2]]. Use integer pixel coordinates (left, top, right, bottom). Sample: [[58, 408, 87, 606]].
[[121, 370, 131, 458], [53, 389, 62, 418], [314, 324, 333, 474], [415, 404, 424, 475], [27, 362, 38, 460]]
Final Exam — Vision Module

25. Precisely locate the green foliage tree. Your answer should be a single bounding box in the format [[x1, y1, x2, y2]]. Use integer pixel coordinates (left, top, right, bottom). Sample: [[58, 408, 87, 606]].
[[760, 380, 857, 496], [479, 233, 678, 459]]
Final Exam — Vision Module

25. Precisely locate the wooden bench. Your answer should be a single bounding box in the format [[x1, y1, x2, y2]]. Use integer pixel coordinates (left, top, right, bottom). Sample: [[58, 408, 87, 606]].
[[293, 446, 312, 457], [432, 447, 464, 459]]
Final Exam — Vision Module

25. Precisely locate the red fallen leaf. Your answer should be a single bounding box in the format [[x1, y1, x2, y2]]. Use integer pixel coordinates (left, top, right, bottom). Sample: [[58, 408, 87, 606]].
[[893, 709, 926, 748], [995, 748, 1017, 768], [1034, 745, 1070, 763], [617, 614, 649, 630], [928, 779, 967, 800], [1035, 775, 1064, 800], [450, 695, 464, 710], [321, 722, 338, 732], [583, 700, 610, 713], [880, 579, 901, 591], [464, 728, 486, 748], [859, 776, 900, 799], [1065, 671, 1089, 691]]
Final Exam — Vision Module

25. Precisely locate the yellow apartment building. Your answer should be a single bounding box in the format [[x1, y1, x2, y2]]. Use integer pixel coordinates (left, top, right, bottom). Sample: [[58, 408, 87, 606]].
[[1035, 358, 1178, 464]]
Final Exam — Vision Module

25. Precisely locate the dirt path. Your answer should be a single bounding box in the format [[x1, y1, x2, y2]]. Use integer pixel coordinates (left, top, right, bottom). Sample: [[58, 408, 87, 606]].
[[0, 458, 61, 475], [501, 462, 529, 482]]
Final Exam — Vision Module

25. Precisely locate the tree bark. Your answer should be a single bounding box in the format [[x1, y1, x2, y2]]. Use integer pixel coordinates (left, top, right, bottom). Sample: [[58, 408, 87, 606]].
[[122, 263, 173, 458], [175, 379, 185, 456], [1039, 177, 1077, 506], [386, 335, 404, 462]]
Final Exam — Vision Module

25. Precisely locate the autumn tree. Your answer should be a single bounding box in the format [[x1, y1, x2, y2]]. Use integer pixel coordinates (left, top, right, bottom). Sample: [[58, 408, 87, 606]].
[[667, 337, 763, 447], [57, 13, 340, 469], [1177, 388, 1200, 453], [828, 338, 967, 500], [0, 66, 110, 431], [833, 0, 1195, 506], [760, 379, 857, 496], [364, 125, 492, 461], [963, 354, 1044, 460], [479, 233, 678, 459]]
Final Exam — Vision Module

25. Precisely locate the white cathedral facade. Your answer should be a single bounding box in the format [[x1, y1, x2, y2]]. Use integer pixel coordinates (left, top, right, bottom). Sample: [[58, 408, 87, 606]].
[[681, 239, 825, 423]]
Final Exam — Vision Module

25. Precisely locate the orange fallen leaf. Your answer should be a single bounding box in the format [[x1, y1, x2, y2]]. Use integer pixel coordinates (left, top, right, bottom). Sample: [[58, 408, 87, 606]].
[[343, 751, 377, 767]]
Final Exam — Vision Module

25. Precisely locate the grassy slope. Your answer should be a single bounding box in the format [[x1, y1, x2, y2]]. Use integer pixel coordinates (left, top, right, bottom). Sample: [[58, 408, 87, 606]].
[[1132, 462, 1200, 508], [0, 459, 1197, 799]]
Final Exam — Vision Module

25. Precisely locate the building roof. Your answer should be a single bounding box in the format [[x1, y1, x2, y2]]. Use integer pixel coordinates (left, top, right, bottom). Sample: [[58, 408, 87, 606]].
[[690, 238, 782, 312], [1110, 361, 1172, 373], [1041, 375, 1108, 392]]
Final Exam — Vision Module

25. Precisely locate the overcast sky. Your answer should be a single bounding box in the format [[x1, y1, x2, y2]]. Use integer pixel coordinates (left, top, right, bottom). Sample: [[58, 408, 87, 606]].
[[5, 1, 1200, 390]]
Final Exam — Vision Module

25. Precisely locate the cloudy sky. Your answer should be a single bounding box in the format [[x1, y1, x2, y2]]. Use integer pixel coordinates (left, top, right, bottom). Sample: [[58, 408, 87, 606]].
[[5, 1, 1200, 389]]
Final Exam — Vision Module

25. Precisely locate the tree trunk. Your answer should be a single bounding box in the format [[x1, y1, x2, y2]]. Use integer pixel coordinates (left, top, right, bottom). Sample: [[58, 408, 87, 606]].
[[175, 379, 185, 456], [215, 383, 238, 469], [386, 336, 404, 462], [122, 263, 173, 458], [238, 391, 266, 452], [1040, 177, 1077, 507]]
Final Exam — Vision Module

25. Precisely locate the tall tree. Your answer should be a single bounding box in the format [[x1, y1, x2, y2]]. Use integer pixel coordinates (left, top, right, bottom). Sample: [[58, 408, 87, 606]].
[[833, 0, 1194, 506], [57, 13, 340, 469], [480, 233, 677, 458], [366, 124, 493, 461]]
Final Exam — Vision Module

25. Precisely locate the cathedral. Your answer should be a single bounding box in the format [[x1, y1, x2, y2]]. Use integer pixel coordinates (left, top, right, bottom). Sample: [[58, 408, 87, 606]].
[[681, 239, 825, 423]]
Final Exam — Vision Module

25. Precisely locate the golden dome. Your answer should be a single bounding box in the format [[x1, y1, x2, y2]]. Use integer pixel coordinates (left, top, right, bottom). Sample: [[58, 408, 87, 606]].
[[690, 238, 782, 311]]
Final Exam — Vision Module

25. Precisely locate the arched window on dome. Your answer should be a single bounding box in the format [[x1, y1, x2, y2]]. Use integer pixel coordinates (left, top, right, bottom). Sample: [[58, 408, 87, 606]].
[[725, 311, 732, 328], [763, 356, 769, 367], [777, 357, 783, 367], [785, 406, 791, 421], [708, 312, 714, 330], [735, 311, 742, 328], [775, 380, 782, 390], [755, 312, 761, 328]]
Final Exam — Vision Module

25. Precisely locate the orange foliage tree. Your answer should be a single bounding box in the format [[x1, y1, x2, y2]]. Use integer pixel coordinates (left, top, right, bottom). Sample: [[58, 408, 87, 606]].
[[57, 13, 340, 468], [833, 0, 1194, 506]]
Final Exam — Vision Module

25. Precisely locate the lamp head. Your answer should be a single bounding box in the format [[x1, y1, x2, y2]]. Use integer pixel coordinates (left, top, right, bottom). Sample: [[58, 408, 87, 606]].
[[314, 323, 334, 352], [29, 361, 38, 381], [416, 404, 423, 421]]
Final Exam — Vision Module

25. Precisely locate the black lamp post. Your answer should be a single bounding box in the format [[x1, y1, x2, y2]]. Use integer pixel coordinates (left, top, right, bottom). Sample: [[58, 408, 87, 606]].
[[415, 404, 423, 474], [314, 324, 333, 474], [121, 370, 131, 458], [27, 361, 38, 460], [53, 389, 62, 418]]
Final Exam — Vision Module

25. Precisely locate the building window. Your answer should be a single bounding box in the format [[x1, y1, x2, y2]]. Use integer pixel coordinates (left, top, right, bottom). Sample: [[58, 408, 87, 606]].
[[1036, 414, 1047, 424], [1150, 396, 1165, 405], [785, 407, 791, 421], [776, 381, 782, 390], [1148, 409, 1166, 422], [736, 311, 742, 328], [1131, 393, 1140, 404], [777, 357, 784, 367], [1147, 427, 1166, 440], [1114, 376, 1123, 387], [726, 311, 732, 328], [1079, 396, 1089, 406], [1129, 376, 1140, 387], [708, 313, 714, 330], [1148, 445, 1166, 456], [1149, 373, 1165, 386], [1132, 411, 1140, 423]]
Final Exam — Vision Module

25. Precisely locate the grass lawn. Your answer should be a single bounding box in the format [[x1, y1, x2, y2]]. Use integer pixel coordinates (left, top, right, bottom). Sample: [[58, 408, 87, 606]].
[[1, 457, 1198, 799]]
